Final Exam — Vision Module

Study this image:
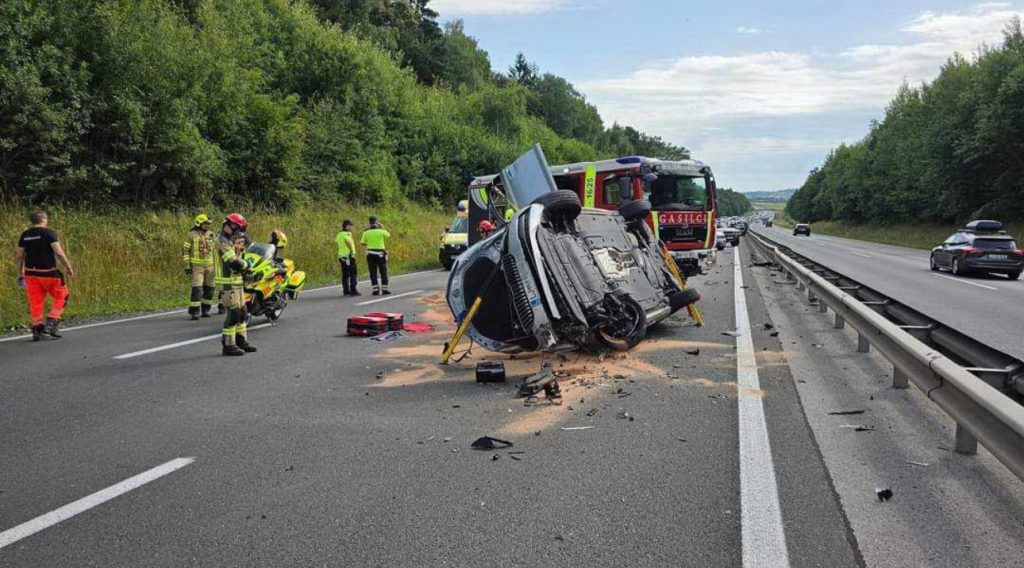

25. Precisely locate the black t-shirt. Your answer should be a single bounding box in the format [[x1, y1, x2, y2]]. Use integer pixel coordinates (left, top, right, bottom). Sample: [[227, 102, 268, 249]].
[[18, 227, 60, 275]]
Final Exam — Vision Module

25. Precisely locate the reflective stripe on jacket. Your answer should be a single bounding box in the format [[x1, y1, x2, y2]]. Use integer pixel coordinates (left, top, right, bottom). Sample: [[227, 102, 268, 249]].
[[215, 233, 247, 286]]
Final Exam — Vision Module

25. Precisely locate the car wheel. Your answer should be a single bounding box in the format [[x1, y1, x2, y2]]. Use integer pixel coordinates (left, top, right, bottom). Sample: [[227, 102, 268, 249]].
[[929, 254, 938, 271], [618, 199, 651, 222], [596, 294, 647, 351], [952, 257, 963, 276], [532, 190, 581, 222], [1008, 270, 1022, 280]]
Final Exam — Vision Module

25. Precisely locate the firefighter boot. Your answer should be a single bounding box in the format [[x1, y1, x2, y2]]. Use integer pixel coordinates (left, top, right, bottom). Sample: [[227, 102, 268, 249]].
[[222, 337, 245, 356], [236, 337, 257, 353], [45, 317, 62, 339], [31, 324, 46, 341]]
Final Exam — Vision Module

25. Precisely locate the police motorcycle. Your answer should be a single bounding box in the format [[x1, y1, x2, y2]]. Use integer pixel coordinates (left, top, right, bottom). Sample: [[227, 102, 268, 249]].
[[241, 231, 306, 322]]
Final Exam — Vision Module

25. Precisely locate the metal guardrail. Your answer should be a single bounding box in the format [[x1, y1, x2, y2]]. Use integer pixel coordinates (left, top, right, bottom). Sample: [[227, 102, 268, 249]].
[[746, 229, 1024, 481]]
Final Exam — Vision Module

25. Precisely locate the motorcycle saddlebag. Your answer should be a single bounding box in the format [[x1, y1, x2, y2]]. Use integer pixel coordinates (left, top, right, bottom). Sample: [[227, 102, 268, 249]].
[[284, 270, 306, 299], [365, 311, 404, 331], [347, 316, 389, 337]]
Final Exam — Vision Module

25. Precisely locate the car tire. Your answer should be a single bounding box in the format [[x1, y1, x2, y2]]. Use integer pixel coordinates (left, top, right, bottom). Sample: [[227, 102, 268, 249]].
[[929, 254, 938, 271], [952, 257, 963, 276], [532, 190, 581, 222], [1008, 270, 1022, 280], [597, 294, 647, 351], [618, 199, 651, 222]]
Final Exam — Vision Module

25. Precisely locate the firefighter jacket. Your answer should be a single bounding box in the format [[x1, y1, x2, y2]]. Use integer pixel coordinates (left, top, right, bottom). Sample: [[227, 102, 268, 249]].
[[183, 228, 216, 267], [215, 232, 249, 286]]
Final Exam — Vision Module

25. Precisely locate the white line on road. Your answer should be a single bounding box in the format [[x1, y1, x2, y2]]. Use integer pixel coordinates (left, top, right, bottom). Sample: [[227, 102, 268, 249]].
[[113, 323, 272, 360], [734, 247, 791, 568], [0, 310, 187, 343], [1, 269, 442, 344], [0, 457, 194, 549], [851, 251, 872, 259], [931, 273, 998, 291], [356, 290, 424, 306]]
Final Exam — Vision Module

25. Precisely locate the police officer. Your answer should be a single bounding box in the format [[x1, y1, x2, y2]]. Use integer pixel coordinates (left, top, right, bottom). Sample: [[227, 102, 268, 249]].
[[335, 220, 359, 296], [361, 216, 391, 296], [216, 213, 256, 356], [183, 213, 217, 320]]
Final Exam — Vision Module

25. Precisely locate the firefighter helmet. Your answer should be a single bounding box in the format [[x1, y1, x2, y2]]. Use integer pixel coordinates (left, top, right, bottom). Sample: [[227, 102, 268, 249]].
[[224, 213, 248, 230], [194, 213, 211, 227]]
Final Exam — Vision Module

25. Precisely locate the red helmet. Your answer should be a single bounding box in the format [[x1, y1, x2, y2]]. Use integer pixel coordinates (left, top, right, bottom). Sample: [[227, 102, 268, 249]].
[[478, 220, 495, 233], [224, 213, 248, 230]]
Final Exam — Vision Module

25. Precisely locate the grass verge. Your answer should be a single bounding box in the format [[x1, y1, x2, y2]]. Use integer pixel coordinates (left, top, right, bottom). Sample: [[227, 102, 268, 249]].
[[1, 202, 451, 330]]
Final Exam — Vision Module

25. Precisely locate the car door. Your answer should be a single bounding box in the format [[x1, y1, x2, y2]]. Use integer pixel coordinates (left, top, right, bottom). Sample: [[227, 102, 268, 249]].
[[937, 234, 958, 267]]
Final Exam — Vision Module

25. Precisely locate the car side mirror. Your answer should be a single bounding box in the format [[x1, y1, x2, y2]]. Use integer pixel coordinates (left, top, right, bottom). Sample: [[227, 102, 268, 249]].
[[443, 227, 449, 233]]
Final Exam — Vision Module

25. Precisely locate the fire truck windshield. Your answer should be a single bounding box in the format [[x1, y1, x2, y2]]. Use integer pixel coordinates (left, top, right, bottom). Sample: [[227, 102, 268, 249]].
[[645, 176, 709, 211]]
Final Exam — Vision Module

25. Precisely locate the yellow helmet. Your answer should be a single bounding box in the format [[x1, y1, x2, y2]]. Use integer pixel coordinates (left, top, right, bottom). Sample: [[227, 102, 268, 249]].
[[194, 213, 211, 227], [270, 229, 287, 248]]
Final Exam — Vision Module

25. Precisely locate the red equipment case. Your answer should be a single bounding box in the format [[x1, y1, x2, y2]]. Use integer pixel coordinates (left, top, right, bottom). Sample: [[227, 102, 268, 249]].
[[365, 312, 404, 331], [347, 316, 390, 336]]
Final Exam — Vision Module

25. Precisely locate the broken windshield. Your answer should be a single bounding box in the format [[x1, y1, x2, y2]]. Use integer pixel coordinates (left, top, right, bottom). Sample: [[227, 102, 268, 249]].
[[645, 176, 709, 211]]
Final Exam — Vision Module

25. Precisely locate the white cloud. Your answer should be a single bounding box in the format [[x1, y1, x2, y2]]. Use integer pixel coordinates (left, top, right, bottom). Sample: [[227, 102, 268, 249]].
[[430, 0, 567, 16], [578, 2, 1024, 189], [736, 26, 761, 34]]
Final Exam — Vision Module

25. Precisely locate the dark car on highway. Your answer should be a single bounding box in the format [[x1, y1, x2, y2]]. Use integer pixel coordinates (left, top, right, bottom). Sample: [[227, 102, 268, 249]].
[[930, 220, 1023, 279], [793, 222, 811, 236]]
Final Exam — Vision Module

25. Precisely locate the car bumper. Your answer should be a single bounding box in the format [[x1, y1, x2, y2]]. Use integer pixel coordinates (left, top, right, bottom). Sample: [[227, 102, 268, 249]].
[[964, 258, 1023, 271], [439, 246, 467, 265]]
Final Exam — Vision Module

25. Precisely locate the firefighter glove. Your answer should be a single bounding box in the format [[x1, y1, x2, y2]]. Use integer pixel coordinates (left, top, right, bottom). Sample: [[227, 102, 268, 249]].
[[185, 266, 193, 275]]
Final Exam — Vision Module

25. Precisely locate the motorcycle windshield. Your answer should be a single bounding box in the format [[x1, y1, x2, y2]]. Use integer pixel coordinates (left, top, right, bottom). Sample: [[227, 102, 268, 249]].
[[246, 243, 277, 261]]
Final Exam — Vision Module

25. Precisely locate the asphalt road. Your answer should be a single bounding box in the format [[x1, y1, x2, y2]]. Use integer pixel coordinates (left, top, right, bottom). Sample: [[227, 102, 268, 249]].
[[754, 226, 1024, 360], [0, 246, 1017, 566]]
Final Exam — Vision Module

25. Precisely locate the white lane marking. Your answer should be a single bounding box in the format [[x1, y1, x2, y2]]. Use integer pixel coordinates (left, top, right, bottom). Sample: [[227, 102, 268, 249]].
[[0, 310, 186, 343], [931, 273, 998, 291], [0, 458, 194, 549], [1, 269, 442, 343], [356, 290, 424, 306], [113, 323, 272, 360], [851, 251, 872, 259], [735, 246, 791, 568]]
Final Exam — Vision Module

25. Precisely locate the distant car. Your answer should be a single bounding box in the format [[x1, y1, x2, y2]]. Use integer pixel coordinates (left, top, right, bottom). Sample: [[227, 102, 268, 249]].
[[735, 221, 748, 235], [715, 232, 727, 250], [721, 226, 741, 246], [930, 220, 1022, 279], [793, 223, 811, 236]]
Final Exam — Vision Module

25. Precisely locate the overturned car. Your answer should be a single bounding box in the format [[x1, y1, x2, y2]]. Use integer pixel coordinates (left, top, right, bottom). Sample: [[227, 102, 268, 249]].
[[446, 145, 700, 354]]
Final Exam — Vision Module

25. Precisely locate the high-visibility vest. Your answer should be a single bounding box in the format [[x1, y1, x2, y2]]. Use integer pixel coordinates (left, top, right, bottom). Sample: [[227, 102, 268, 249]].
[[214, 233, 246, 286]]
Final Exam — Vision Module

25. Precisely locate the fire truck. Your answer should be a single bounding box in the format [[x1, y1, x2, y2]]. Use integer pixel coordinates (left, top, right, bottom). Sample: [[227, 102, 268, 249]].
[[466, 155, 717, 277]]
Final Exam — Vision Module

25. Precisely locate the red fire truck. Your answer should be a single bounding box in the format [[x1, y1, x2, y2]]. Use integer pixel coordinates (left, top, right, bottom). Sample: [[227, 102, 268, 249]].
[[467, 155, 717, 277]]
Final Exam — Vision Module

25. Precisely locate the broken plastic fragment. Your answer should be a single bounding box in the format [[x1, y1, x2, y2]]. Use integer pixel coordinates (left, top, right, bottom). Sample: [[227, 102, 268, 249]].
[[875, 488, 893, 502], [471, 436, 514, 450]]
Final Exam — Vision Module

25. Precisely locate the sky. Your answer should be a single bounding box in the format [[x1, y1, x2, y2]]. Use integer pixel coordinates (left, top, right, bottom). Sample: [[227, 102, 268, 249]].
[[428, 0, 1024, 192]]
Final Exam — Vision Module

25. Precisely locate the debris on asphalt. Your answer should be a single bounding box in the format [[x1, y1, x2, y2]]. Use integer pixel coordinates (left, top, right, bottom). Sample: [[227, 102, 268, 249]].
[[617, 412, 634, 421], [491, 454, 500, 461], [875, 488, 894, 502], [617, 392, 633, 399], [368, 331, 405, 343], [769, 331, 780, 337], [561, 426, 594, 431], [677, 438, 687, 443], [375, 370, 386, 380], [685, 348, 701, 356], [510, 455, 522, 461], [586, 408, 598, 417], [828, 409, 867, 415], [906, 461, 930, 467], [840, 424, 875, 432], [722, 331, 740, 337], [516, 362, 561, 403], [476, 361, 506, 383], [763, 323, 774, 330], [403, 322, 434, 333]]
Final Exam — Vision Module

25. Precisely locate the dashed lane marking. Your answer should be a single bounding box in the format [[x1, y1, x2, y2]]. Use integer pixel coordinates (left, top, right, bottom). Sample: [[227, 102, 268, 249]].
[[931, 273, 998, 291], [113, 324, 272, 360], [851, 251, 872, 259], [735, 246, 791, 568], [0, 458, 194, 549], [356, 290, 424, 306]]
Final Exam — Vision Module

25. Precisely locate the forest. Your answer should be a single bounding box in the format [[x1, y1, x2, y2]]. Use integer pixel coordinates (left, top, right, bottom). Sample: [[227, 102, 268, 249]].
[[0, 0, 687, 208], [787, 20, 1024, 225]]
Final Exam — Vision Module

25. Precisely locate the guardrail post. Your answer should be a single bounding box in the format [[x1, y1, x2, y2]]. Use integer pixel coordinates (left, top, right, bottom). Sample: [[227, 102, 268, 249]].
[[818, 301, 828, 313], [797, 281, 805, 291], [892, 366, 908, 389], [834, 313, 845, 329], [954, 424, 978, 455], [857, 333, 870, 353]]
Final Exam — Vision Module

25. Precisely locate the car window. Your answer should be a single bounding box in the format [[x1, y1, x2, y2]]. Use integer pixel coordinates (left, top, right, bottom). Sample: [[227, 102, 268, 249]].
[[943, 234, 959, 245], [973, 238, 1016, 251]]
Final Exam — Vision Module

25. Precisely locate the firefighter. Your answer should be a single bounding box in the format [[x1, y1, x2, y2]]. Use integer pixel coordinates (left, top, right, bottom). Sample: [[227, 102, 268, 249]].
[[361, 216, 391, 296], [216, 213, 256, 356], [16, 210, 75, 340], [183, 213, 217, 320], [477, 220, 495, 239], [335, 220, 359, 296]]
